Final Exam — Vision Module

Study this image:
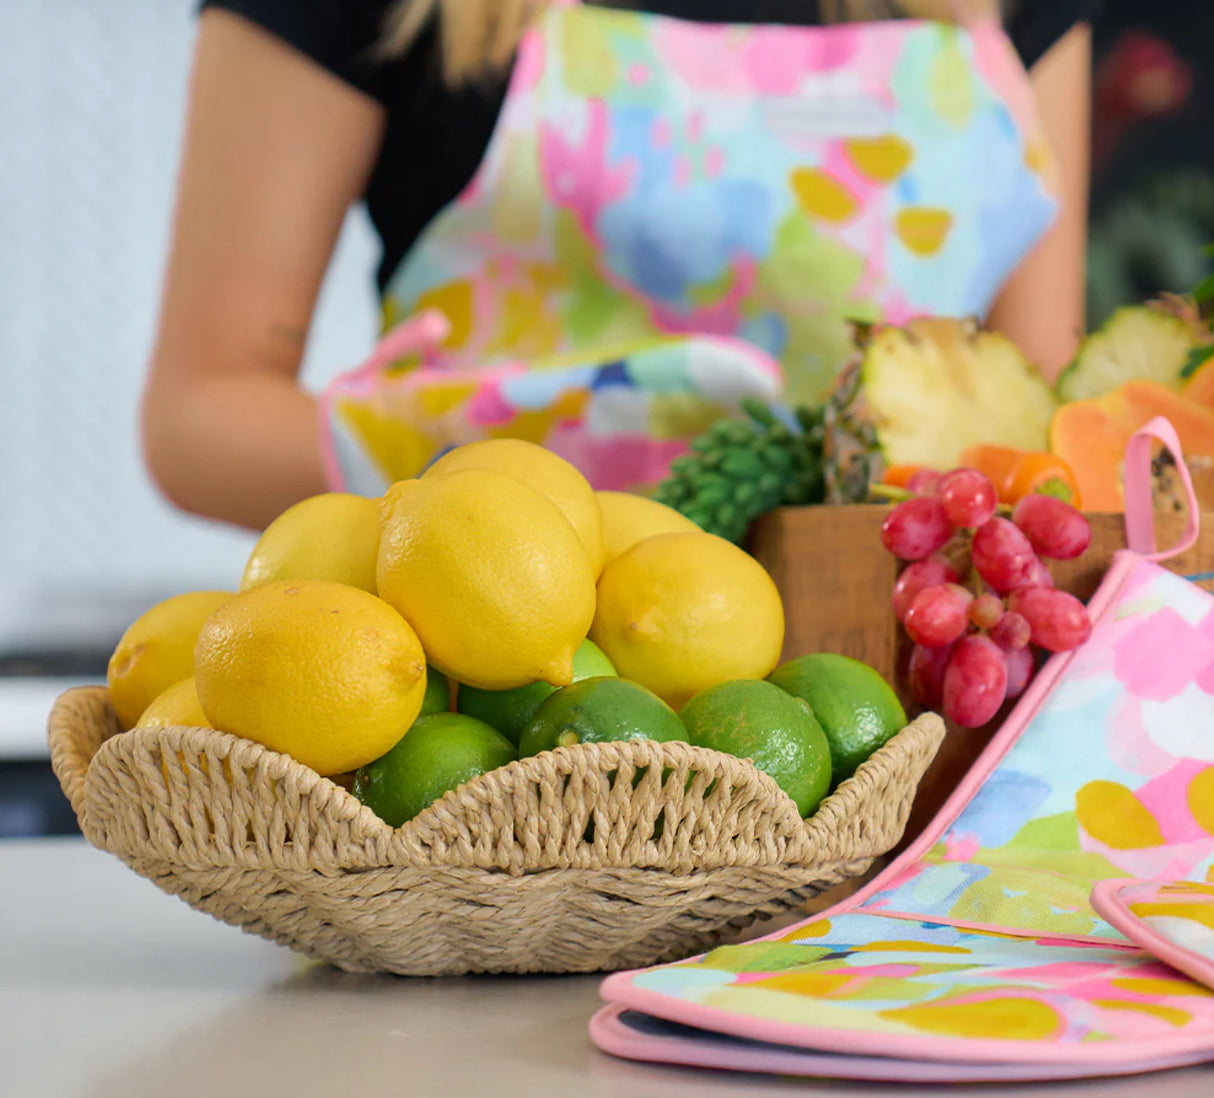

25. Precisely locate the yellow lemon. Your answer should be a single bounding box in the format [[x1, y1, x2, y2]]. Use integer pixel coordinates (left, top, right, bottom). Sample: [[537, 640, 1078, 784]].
[[107, 591, 233, 730], [137, 677, 210, 730], [424, 439, 605, 575], [240, 493, 381, 594], [377, 469, 597, 690], [595, 490, 699, 567], [590, 532, 785, 709], [194, 580, 426, 776]]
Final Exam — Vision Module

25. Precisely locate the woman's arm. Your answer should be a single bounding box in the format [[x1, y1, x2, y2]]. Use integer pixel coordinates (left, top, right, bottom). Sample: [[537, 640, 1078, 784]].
[[142, 10, 385, 530], [986, 23, 1092, 385]]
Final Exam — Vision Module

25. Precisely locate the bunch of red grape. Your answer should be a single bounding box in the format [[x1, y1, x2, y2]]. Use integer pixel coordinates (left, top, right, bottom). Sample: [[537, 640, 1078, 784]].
[[881, 468, 1093, 729]]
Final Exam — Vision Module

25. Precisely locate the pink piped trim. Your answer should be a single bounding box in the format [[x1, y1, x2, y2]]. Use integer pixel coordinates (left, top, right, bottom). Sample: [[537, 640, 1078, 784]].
[[1092, 879, 1214, 992]]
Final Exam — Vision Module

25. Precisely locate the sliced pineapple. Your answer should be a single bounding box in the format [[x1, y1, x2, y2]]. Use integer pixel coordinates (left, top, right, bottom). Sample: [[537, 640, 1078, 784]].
[[856, 317, 1057, 471], [1057, 304, 1200, 403]]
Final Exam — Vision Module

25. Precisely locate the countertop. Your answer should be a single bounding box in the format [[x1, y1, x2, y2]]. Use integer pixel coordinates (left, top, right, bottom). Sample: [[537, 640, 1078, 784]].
[[3, 839, 1212, 1098]]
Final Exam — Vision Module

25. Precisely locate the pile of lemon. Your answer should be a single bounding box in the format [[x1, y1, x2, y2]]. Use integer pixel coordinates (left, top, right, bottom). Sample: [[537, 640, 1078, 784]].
[[111, 439, 892, 825]]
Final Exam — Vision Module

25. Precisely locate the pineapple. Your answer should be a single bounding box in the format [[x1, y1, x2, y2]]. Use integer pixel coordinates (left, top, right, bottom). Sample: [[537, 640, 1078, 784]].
[[1057, 297, 1209, 403], [835, 317, 1057, 472], [820, 350, 885, 504], [656, 317, 1061, 533]]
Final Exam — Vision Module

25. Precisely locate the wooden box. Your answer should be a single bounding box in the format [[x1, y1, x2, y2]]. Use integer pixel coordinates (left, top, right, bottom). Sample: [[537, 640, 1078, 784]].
[[749, 505, 1214, 849]]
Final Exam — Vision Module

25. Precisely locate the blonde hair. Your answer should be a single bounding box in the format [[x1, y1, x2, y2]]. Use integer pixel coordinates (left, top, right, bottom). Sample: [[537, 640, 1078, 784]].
[[385, 0, 1001, 85]]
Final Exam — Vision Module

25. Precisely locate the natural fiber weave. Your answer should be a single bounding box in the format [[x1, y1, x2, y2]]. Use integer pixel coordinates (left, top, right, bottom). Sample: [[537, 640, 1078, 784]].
[[49, 687, 944, 976]]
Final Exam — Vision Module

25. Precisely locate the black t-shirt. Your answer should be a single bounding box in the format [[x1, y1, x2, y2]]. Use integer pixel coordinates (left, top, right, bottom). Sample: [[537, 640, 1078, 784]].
[[202, 0, 1097, 291]]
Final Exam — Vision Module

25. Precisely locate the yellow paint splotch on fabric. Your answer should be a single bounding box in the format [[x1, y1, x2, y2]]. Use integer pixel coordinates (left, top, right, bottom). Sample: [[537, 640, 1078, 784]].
[[419, 381, 479, 419], [703, 986, 923, 1035], [881, 997, 1063, 1041], [895, 207, 954, 256], [845, 135, 914, 184], [1091, 1000, 1193, 1027], [758, 970, 956, 1002], [335, 401, 436, 482], [1111, 976, 1214, 998], [1076, 780, 1166, 850], [850, 940, 969, 954], [783, 919, 832, 941], [415, 282, 474, 350], [1188, 768, 1214, 835], [791, 168, 861, 223], [1129, 902, 1214, 932]]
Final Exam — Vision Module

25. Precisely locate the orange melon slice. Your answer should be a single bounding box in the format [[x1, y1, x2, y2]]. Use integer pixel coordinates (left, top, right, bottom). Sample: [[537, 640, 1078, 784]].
[[1050, 380, 1214, 512]]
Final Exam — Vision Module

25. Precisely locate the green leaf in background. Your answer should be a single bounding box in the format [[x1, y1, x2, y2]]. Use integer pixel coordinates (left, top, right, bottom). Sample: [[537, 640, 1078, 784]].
[[1192, 271, 1214, 305], [1180, 343, 1214, 380]]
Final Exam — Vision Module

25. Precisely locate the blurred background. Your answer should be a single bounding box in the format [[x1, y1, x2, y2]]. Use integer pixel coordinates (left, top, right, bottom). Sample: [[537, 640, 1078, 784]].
[[0, 1, 381, 835], [1, 0, 1211, 836]]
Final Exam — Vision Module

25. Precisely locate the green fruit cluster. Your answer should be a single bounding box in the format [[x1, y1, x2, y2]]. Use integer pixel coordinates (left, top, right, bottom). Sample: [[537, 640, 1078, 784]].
[[653, 398, 826, 543]]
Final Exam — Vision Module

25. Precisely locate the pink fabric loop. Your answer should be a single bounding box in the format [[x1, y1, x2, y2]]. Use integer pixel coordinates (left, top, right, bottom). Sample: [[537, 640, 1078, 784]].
[[361, 309, 451, 375], [1123, 416, 1200, 561]]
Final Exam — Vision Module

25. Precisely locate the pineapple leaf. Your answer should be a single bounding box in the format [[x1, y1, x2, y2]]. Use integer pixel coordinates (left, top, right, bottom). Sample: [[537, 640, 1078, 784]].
[[1180, 342, 1214, 380], [1192, 272, 1214, 306]]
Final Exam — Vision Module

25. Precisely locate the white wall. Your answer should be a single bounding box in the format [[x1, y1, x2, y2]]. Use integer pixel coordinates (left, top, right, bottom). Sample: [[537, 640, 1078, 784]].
[[0, 1, 381, 649]]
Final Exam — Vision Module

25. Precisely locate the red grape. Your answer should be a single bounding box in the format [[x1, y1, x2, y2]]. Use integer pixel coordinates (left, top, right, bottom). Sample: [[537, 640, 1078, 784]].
[[938, 468, 998, 529], [905, 583, 973, 647], [881, 497, 954, 561], [990, 610, 1031, 651], [1002, 645, 1035, 700], [968, 593, 1005, 632], [909, 643, 953, 709], [971, 517, 1038, 593], [1007, 587, 1092, 652], [943, 635, 1009, 728], [1012, 495, 1092, 561], [907, 469, 942, 496], [892, 556, 962, 622], [1011, 557, 1055, 592]]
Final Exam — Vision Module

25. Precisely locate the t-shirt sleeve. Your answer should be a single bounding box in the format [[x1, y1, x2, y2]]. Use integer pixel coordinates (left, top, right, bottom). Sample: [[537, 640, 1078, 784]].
[[199, 0, 397, 103], [1006, 0, 1101, 70]]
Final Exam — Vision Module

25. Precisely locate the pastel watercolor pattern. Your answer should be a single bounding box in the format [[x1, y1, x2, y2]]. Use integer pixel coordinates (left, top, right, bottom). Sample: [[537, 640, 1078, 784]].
[[325, 4, 1056, 492], [602, 556, 1214, 1059], [627, 916, 1214, 1052]]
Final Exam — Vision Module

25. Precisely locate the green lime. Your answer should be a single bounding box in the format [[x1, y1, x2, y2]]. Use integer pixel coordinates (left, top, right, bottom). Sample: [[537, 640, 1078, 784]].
[[457, 639, 617, 744], [679, 679, 832, 818], [420, 665, 451, 717], [518, 677, 687, 757], [352, 712, 516, 827], [767, 654, 907, 784]]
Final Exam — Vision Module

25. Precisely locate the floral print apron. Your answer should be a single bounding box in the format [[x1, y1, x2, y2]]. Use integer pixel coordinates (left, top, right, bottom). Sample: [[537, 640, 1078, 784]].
[[321, 0, 1057, 494]]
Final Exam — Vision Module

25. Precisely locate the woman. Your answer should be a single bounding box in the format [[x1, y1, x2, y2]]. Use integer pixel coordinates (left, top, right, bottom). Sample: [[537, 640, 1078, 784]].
[[143, 0, 1094, 529]]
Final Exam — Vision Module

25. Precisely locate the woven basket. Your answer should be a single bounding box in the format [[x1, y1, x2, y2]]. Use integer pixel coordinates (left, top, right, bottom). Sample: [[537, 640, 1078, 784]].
[[49, 686, 944, 977]]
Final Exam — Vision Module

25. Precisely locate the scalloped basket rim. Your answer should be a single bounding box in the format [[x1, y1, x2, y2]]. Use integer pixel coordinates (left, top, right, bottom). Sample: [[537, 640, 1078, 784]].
[[50, 685, 945, 874]]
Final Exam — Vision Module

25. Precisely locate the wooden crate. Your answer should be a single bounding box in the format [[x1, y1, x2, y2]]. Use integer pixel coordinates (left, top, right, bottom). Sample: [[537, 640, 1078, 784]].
[[749, 504, 1214, 849]]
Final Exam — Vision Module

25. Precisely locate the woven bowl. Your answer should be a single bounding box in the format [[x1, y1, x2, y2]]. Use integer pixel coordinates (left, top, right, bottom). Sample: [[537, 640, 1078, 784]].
[[49, 686, 943, 977]]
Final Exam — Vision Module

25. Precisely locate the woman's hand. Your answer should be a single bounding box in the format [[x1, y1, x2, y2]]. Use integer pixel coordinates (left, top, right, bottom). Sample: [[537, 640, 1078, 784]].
[[987, 23, 1092, 386], [142, 10, 385, 530]]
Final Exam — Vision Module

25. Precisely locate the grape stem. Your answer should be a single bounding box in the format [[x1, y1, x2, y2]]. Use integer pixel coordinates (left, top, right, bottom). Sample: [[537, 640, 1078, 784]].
[[868, 482, 1014, 516]]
